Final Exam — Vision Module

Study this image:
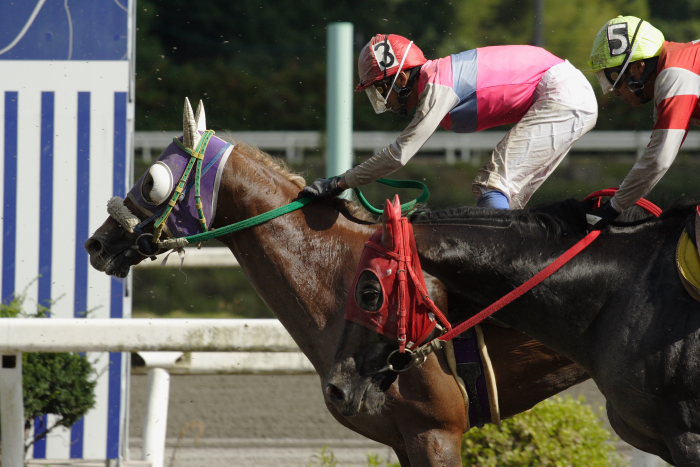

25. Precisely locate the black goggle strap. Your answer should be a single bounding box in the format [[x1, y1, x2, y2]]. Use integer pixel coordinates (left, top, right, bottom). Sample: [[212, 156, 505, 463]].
[[611, 19, 644, 89], [383, 40, 413, 106], [395, 68, 420, 115]]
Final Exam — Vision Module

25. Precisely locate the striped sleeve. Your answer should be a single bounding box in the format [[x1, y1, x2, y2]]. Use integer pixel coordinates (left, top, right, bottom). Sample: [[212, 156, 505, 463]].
[[611, 66, 700, 211], [653, 67, 700, 131], [611, 129, 686, 211]]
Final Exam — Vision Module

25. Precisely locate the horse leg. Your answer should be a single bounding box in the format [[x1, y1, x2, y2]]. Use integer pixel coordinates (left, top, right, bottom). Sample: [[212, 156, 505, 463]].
[[402, 428, 463, 467], [393, 449, 412, 467], [664, 431, 700, 467]]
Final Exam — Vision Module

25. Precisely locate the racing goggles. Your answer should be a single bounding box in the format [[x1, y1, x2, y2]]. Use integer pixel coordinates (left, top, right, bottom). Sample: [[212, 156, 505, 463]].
[[595, 68, 624, 94], [365, 79, 392, 113], [364, 41, 414, 114]]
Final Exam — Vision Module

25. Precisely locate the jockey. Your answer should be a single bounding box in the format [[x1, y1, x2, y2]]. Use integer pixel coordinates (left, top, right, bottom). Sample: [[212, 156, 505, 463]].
[[587, 16, 699, 229], [303, 34, 598, 209]]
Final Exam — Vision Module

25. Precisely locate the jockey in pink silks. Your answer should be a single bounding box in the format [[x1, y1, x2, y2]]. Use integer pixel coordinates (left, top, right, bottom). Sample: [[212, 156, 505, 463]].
[[303, 34, 598, 209]]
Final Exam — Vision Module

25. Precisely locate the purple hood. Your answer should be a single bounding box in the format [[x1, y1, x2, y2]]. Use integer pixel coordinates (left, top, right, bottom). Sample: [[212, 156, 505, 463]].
[[127, 134, 234, 238]]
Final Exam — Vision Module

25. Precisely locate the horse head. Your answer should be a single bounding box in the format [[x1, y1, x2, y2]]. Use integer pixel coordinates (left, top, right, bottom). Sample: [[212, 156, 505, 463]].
[[85, 97, 223, 277], [325, 196, 450, 417]]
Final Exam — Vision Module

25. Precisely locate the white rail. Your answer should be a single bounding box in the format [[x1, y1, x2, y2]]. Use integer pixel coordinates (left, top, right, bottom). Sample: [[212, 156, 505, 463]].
[[0, 318, 294, 352], [0, 319, 312, 467], [136, 246, 238, 268], [134, 130, 700, 163]]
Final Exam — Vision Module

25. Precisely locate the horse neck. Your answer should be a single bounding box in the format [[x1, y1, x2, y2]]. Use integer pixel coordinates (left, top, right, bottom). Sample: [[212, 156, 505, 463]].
[[414, 217, 607, 364], [213, 147, 373, 372]]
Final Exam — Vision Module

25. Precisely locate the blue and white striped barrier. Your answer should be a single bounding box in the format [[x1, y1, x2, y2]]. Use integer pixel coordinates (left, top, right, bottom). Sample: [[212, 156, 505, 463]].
[[0, 1, 134, 461]]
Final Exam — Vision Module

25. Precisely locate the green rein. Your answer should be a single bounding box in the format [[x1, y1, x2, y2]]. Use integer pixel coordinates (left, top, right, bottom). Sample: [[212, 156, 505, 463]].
[[156, 132, 430, 250]]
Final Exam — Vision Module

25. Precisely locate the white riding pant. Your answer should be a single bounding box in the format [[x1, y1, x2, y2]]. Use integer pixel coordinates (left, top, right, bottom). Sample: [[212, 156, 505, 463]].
[[472, 60, 598, 209]]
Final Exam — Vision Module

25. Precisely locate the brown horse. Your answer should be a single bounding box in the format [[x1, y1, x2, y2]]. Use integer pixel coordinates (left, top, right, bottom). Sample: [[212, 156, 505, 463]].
[[84, 99, 586, 466]]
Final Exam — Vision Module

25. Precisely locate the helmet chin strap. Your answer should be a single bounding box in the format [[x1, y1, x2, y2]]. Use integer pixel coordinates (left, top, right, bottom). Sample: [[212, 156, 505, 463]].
[[610, 19, 655, 100], [626, 57, 658, 101]]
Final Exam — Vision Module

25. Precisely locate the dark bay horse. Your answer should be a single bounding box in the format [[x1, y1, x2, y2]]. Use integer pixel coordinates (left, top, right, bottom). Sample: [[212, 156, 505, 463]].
[[333, 197, 700, 465], [84, 99, 586, 466]]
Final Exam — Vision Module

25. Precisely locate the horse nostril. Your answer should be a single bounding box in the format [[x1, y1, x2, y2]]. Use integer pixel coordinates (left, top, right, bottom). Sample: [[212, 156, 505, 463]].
[[325, 383, 348, 404], [84, 238, 103, 256]]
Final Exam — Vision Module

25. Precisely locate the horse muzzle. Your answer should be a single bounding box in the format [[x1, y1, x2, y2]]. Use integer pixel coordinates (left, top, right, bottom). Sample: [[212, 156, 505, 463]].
[[84, 228, 155, 278], [324, 364, 388, 417]]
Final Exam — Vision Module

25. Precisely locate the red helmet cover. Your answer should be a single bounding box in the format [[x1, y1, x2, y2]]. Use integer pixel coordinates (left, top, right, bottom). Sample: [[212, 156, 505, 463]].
[[356, 34, 427, 91]]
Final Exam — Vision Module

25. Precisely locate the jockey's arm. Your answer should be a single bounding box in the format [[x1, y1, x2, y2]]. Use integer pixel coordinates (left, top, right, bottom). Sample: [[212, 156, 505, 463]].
[[611, 128, 685, 212], [342, 85, 458, 188], [611, 74, 699, 212]]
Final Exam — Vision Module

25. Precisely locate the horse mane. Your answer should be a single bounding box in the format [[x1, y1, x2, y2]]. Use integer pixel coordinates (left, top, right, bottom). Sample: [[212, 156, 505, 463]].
[[660, 197, 700, 219], [221, 134, 381, 224], [409, 199, 590, 239], [224, 135, 306, 189], [220, 133, 700, 230], [408, 196, 693, 239]]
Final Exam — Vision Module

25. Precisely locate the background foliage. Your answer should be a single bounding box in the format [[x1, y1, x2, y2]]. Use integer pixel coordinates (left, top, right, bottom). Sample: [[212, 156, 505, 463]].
[[0, 296, 96, 448], [135, 0, 700, 134], [461, 396, 624, 466], [307, 396, 624, 466]]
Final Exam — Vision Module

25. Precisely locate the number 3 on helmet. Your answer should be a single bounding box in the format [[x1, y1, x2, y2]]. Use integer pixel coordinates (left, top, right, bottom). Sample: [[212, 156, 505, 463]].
[[356, 34, 427, 113]]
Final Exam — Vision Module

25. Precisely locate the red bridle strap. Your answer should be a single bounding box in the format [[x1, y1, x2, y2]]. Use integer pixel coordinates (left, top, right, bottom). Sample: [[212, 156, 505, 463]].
[[438, 229, 601, 342], [585, 189, 663, 217]]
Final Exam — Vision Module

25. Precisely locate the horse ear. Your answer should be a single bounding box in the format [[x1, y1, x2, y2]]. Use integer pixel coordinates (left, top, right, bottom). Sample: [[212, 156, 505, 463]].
[[195, 99, 206, 132], [381, 199, 395, 250], [182, 97, 201, 150], [389, 194, 402, 219], [380, 195, 402, 250]]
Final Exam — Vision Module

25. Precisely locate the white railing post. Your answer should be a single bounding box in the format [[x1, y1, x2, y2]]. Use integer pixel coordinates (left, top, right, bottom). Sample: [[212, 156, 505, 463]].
[[139, 352, 183, 467], [142, 367, 170, 467], [0, 352, 25, 467]]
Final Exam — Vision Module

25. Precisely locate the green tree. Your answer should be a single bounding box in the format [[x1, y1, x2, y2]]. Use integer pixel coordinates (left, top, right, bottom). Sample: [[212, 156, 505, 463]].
[[649, 0, 700, 41], [461, 396, 624, 466], [134, 0, 457, 132], [0, 295, 96, 450]]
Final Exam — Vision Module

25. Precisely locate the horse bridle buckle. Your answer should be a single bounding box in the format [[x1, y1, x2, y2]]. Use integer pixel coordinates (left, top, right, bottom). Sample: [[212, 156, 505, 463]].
[[135, 232, 159, 258]]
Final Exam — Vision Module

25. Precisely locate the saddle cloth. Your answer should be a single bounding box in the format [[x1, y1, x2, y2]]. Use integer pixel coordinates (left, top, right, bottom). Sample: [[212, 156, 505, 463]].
[[677, 206, 700, 301], [443, 325, 500, 430]]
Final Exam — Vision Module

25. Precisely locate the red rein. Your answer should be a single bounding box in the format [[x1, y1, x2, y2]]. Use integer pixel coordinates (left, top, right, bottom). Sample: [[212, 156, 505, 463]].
[[347, 191, 662, 350], [439, 191, 662, 342]]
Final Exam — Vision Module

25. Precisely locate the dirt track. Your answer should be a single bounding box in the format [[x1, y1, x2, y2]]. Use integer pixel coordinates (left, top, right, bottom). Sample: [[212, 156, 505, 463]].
[[128, 373, 398, 466], [129, 374, 361, 440], [127, 374, 628, 467]]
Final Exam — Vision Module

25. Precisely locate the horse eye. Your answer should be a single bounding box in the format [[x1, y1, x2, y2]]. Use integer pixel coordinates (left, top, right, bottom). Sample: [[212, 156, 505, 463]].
[[355, 270, 383, 311], [141, 174, 154, 200], [361, 289, 382, 309]]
